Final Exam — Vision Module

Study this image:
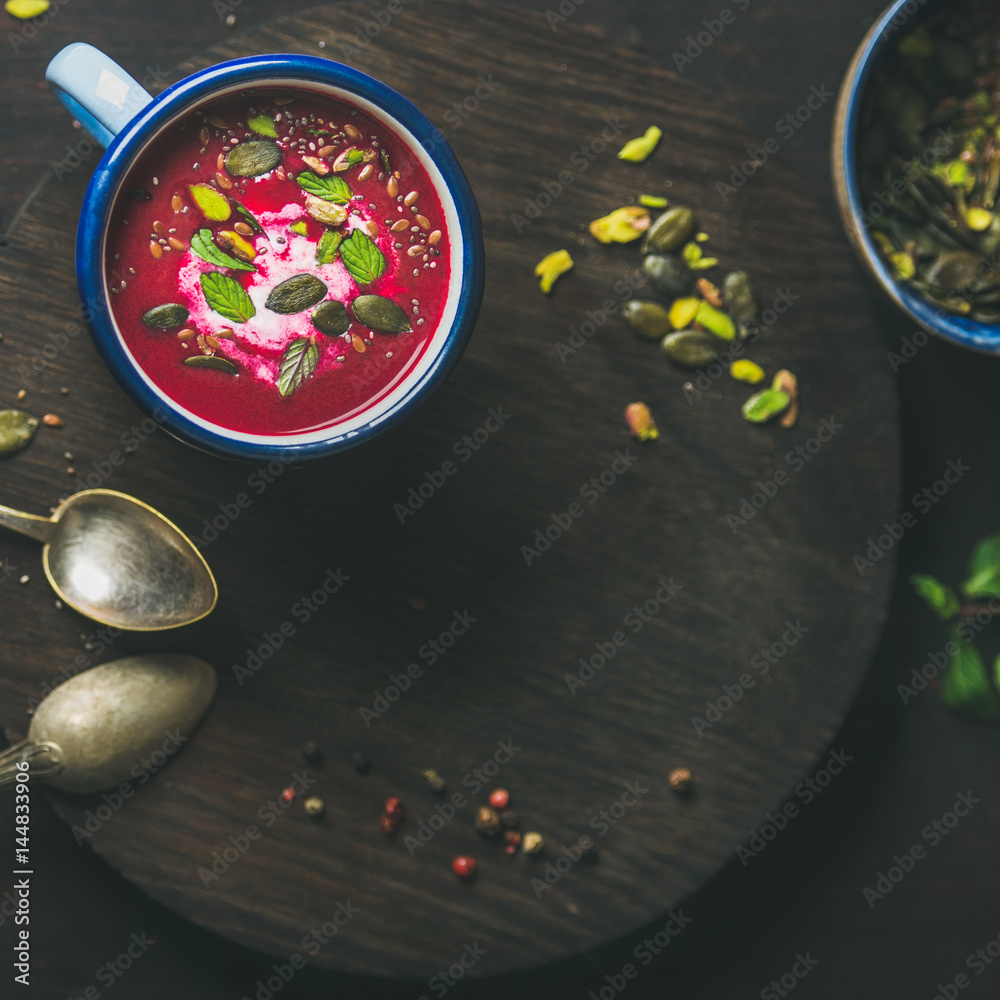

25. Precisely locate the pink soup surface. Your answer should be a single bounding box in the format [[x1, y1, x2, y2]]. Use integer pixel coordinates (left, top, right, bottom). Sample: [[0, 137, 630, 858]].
[[105, 87, 451, 436]]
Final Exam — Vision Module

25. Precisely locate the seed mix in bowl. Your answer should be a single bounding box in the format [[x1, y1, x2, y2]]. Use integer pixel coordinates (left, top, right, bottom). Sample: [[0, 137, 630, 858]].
[[858, 0, 1000, 321]]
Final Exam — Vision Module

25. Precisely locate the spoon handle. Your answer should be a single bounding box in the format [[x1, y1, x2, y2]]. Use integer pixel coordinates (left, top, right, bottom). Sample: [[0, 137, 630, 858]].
[[0, 739, 63, 790], [0, 504, 56, 544]]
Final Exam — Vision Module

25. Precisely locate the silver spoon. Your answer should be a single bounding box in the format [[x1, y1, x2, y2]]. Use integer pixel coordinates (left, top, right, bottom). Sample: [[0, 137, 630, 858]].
[[0, 489, 217, 631], [0, 654, 217, 793]]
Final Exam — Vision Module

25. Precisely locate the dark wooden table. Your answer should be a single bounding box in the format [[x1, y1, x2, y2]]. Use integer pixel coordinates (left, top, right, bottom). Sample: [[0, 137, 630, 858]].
[[0, 2, 997, 998]]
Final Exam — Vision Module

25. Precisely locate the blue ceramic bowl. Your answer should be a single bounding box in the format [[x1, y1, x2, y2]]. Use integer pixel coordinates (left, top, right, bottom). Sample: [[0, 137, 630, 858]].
[[46, 44, 485, 460], [832, 0, 999, 353]]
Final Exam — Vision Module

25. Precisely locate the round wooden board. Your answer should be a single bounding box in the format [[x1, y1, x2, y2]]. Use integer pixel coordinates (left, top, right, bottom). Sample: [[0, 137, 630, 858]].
[[0, 0, 899, 978]]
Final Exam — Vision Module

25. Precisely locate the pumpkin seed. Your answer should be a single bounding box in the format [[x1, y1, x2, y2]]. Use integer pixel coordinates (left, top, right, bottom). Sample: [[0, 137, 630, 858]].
[[643, 254, 693, 297], [643, 206, 696, 254], [623, 300, 672, 339], [661, 329, 720, 368], [0, 409, 39, 458], [265, 274, 328, 314], [741, 388, 790, 424], [352, 294, 411, 333], [312, 300, 351, 336], [925, 251, 981, 291], [722, 271, 760, 338], [184, 355, 239, 374], [225, 140, 282, 177], [142, 303, 189, 329]]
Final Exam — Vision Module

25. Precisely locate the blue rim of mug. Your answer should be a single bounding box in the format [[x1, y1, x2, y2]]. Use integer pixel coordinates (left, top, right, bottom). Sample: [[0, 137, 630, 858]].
[[77, 54, 485, 460], [833, 0, 1000, 354]]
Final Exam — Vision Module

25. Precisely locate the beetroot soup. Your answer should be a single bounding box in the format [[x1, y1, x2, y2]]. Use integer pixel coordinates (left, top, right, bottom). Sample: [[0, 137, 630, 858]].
[[104, 87, 451, 436]]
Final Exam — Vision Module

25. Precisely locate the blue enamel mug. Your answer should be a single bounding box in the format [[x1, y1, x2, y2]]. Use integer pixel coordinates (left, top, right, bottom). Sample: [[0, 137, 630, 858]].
[[45, 43, 484, 461]]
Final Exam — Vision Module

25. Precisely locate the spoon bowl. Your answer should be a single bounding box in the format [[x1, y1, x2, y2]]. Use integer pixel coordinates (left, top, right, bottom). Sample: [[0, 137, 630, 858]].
[[0, 653, 217, 794], [0, 489, 217, 631]]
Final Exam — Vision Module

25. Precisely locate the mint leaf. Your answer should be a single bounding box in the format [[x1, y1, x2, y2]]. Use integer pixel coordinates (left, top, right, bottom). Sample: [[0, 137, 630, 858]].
[[963, 532, 1000, 597], [277, 337, 318, 397], [296, 171, 352, 204], [247, 112, 278, 138], [941, 636, 1000, 718], [340, 230, 386, 285], [909, 574, 959, 619], [316, 230, 342, 265], [200, 272, 255, 324], [190, 229, 256, 272]]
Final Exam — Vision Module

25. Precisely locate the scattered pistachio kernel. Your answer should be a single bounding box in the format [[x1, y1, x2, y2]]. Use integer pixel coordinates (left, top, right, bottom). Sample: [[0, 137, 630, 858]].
[[694, 300, 735, 340], [772, 369, 799, 429], [638, 194, 669, 208], [534, 249, 574, 294], [682, 241, 719, 270], [668, 297, 701, 330], [589, 206, 650, 244], [618, 125, 662, 163], [4, 0, 49, 17], [290, 220, 309, 236], [624, 402, 659, 442], [741, 388, 790, 424], [696, 277, 724, 308], [730, 360, 765, 384]]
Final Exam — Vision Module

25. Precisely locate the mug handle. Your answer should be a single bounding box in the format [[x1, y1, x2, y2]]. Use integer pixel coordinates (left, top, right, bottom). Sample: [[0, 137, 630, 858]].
[[46, 43, 154, 149]]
